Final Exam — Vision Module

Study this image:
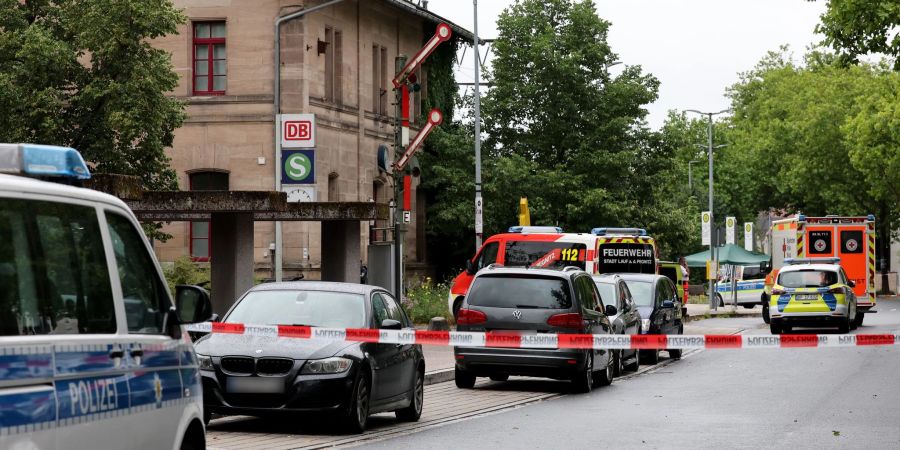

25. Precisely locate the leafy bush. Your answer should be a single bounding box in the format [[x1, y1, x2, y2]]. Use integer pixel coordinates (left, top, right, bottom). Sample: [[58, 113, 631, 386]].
[[405, 279, 451, 325], [162, 256, 210, 294]]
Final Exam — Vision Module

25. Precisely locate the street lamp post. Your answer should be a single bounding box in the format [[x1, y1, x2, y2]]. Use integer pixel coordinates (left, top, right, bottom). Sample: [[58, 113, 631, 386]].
[[686, 109, 730, 311]]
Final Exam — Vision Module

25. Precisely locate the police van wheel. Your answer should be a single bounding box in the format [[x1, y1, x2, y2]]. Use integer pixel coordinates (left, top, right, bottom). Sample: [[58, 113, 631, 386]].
[[762, 300, 770, 324], [742, 304, 755, 309], [853, 312, 865, 328], [770, 321, 782, 335], [837, 316, 851, 334], [716, 294, 725, 307]]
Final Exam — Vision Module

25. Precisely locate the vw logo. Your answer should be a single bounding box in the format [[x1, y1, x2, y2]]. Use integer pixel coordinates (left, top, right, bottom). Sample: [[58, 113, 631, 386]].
[[255, 349, 263, 354], [512, 310, 522, 320]]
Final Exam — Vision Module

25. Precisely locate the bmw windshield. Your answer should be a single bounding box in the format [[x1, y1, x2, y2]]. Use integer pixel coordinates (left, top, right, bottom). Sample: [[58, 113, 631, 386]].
[[227, 290, 367, 328]]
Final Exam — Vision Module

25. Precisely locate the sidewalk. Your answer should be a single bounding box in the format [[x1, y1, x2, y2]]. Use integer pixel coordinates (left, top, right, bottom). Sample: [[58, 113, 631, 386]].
[[685, 303, 762, 321]]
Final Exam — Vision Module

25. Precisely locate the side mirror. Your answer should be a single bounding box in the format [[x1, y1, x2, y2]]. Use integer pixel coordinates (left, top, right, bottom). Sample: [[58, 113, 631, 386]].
[[848, 280, 856, 288], [175, 285, 213, 324], [604, 304, 618, 316], [661, 300, 675, 309], [380, 319, 403, 330], [465, 259, 476, 276], [210, 313, 220, 322], [760, 261, 772, 274]]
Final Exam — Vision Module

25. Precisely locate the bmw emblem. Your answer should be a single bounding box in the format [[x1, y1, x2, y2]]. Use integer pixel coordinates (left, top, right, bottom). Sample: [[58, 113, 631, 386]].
[[512, 309, 522, 320]]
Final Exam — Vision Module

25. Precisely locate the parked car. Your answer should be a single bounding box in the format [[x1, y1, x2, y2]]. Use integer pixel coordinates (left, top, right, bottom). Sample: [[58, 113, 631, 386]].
[[617, 274, 684, 364], [194, 282, 425, 433], [592, 274, 641, 376], [454, 266, 617, 393]]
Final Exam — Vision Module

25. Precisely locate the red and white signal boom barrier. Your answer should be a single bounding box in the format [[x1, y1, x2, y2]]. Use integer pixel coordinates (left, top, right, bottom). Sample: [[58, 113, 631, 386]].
[[185, 323, 899, 350]]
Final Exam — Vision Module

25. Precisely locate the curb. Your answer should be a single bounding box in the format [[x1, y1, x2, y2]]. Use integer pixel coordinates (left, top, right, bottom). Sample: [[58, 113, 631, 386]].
[[424, 368, 454, 385], [685, 312, 762, 323]]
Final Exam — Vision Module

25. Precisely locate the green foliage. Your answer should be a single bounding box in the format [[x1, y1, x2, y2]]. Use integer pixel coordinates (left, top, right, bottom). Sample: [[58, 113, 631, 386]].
[[405, 279, 451, 324], [816, 0, 900, 69], [162, 256, 210, 295], [0, 0, 185, 192]]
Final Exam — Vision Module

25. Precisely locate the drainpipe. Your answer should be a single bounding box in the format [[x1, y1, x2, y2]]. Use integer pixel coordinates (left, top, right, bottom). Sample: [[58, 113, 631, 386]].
[[273, 0, 347, 281]]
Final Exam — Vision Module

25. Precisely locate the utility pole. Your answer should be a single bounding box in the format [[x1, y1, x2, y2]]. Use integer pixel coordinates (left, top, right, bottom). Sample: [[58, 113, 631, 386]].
[[686, 109, 730, 311], [473, 0, 483, 251]]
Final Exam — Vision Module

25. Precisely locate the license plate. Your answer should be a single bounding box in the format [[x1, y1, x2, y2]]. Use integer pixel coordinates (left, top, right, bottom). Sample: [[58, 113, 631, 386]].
[[796, 294, 818, 301], [488, 330, 535, 336], [226, 377, 284, 394]]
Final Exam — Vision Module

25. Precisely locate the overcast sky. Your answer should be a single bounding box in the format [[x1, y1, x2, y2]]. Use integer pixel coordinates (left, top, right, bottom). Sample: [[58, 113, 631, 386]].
[[425, 0, 827, 129]]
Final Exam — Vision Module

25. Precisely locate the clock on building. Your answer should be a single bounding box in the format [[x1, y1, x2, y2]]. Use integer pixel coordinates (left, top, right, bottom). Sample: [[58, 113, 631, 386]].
[[284, 186, 316, 203]]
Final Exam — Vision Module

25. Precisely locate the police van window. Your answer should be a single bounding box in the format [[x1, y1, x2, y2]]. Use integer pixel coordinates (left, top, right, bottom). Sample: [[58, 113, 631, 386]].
[[0, 199, 115, 336], [106, 213, 169, 334], [475, 241, 499, 271]]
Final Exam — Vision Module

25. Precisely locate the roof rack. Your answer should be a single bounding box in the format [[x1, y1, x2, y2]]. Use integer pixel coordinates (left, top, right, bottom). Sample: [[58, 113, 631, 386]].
[[507, 226, 564, 233], [484, 263, 505, 270], [590, 227, 648, 236], [784, 257, 841, 265]]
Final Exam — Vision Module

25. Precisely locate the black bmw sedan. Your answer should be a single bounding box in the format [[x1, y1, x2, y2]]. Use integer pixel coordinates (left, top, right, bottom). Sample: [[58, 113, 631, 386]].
[[194, 282, 425, 433]]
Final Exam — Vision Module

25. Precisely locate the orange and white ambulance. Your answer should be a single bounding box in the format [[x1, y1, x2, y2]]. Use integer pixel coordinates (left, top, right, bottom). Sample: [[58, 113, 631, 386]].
[[766, 215, 877, 326]]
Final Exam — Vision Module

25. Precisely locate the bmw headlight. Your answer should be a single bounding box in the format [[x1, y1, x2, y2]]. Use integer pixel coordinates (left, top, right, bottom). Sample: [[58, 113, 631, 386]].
[[197, 354, 214, 371], [641, 319, 651, 333], [301, 357, 353, 374]]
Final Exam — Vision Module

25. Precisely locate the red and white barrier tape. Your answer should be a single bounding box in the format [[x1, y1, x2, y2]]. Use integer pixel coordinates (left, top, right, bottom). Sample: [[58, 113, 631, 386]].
[[185, 323, 900, 350]]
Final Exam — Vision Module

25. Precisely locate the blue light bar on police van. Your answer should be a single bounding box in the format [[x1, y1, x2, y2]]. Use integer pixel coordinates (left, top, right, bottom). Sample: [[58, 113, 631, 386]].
[[591, 227, 647, 236], [507, 226, 564, 233], [784, 257, 841, 265], [0, 143, 91, 180]]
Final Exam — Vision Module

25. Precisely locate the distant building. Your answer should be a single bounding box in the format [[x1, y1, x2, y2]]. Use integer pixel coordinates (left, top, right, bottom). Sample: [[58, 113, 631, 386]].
[[151, 0, 472, 279]]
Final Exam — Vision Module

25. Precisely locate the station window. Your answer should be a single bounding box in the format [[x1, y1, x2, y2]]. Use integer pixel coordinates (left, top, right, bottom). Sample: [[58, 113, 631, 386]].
[[189, 171, 229, 261], [324, 27, 343, 104], [193, 21, 227, 95]]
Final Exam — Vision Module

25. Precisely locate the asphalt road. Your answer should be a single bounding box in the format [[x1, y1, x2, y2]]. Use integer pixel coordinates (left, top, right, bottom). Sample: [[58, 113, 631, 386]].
[[363, 298, 900, 449]]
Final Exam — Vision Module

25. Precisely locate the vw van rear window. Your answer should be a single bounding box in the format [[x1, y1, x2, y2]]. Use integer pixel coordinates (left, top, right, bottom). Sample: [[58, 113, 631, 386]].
[[778, 270, 839, 288], [467, 275, 572, 309]]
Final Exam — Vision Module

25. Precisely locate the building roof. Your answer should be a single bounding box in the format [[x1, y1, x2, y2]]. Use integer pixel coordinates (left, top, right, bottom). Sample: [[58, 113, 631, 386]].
[[384, 0, 481, 44]]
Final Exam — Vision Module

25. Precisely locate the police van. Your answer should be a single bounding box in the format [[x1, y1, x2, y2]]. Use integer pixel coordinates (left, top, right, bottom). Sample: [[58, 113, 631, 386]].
[[0, 144, 213, 449]]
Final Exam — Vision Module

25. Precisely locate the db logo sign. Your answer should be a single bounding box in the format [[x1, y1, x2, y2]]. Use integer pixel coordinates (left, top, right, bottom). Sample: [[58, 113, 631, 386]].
[[284, 121, 311, 141], [280, 114, 316, 148]]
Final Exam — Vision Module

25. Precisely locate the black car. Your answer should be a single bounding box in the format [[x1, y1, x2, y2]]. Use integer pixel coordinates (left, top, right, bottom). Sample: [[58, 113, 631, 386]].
[[617, 274, 684, 364], [194, 282, 425, 433], [592, 274, 641, 375], [455, 266, 617, 393]]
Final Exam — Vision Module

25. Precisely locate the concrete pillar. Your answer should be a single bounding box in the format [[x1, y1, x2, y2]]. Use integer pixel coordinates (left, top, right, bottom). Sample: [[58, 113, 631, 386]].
[[322, 220, 361, 283], [210, 213, 255, 315]]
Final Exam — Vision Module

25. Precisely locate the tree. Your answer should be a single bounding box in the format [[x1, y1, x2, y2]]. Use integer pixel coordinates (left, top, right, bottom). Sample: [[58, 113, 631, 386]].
[[0, 0, 185, 191], [817, 0, 900, 69], [723, 49, 900, 284]]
